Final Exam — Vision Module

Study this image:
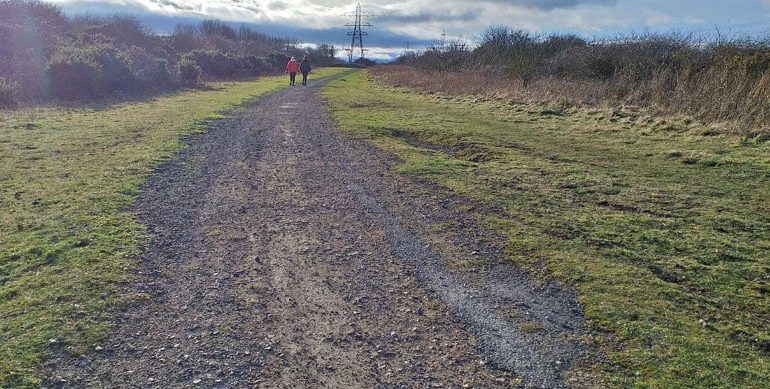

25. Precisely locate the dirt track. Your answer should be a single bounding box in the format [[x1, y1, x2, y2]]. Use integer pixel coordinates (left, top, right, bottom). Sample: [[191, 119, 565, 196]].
[[44, 71, 595, 388]]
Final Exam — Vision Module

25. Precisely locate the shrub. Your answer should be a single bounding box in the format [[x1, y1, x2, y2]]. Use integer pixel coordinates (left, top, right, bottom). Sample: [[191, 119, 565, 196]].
[[81, 15, 151, 48], [125, 46, 171, 87], [47, 48, 101, 100], [0, 0, 69, 54], [385, 28, 770, 131], [0, 10, 305, 104], [240, 55, 268, 76], [200, 20, 237, 40], [306, 43, 340, 67], [171, 24, 203, 53], [154, 58, 172, 85], [181, 49, 242, 78], [0, 24, 49, 100], [177, 58, 201, 86], [47, 45, 135, 100], [0, 76, 19, 106], [92, 46, 135, 91], [266, 52, 290, 71]]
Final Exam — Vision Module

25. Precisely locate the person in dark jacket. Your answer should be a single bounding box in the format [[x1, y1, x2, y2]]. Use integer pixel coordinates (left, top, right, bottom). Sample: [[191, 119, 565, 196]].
[[299, 55, 312, 86]]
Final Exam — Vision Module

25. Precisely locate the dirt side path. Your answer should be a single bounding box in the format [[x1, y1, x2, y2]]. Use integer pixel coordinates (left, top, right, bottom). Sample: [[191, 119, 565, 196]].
[[44, 72, 594, 388]]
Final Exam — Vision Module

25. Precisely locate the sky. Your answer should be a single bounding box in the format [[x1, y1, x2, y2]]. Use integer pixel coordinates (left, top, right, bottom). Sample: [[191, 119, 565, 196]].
[[48, 0, 770, 61]]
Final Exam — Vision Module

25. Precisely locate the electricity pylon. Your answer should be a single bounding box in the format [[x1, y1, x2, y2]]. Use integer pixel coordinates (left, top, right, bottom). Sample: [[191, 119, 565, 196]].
[[344, 3, 374, 63]]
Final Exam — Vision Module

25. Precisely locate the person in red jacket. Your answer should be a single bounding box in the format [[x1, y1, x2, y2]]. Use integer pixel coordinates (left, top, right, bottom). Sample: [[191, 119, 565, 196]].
[[285, 57, 300, 86]]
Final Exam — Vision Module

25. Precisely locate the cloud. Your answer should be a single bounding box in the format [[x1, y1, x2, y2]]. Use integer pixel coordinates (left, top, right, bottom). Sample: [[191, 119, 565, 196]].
[[51, 0, 267, 21], [481, 0, 618, 11], [643, 9, 673, 27], [49, 1, 770, 61], [50, 0, 621, 28], [267, 1, 288, 12], [683, 15, 705, 25], [50, 0, 637, 51], [375, 7, 482, 24]]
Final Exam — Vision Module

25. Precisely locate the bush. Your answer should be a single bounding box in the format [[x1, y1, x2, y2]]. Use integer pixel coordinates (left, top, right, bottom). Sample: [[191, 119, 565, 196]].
[[47, 45, 135, 100], [181, 49, 242, 78], [240, 55, 268, 76], [73, 15, 151, 48], [200, 20, 237, 40], [388, 28, 770, 130], [266, 52, 290, 71], [0, 0, 69, 54], [126, 46, 171, 87], [177, 58, 201, 86], [47, 48, 101, 99], [0, 10, 307, 104], [0, 77, 19, 106]]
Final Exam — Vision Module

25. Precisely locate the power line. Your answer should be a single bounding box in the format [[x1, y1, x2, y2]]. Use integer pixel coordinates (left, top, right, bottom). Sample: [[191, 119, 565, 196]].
[[343, 3, 375, 63]]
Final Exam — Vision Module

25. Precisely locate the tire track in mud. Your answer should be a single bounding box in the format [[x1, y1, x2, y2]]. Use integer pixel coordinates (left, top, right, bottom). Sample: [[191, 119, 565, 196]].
[[44, 72, 596, 388]]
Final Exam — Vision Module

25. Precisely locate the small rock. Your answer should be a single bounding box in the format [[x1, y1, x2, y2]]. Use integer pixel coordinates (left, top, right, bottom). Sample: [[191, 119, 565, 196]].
[[49, 338, 57, 344], [193, 378, 201, 384], [94, 346, 103, 351]]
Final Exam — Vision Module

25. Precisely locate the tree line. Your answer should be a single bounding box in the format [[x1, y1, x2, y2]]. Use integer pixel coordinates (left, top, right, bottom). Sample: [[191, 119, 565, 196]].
[[0, 0, 341, 105], [396, 26, 770, 130]]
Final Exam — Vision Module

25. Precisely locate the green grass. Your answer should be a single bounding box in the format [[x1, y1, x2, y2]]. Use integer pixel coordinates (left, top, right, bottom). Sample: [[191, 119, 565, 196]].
[[0, 67, 349, 387], [322, 70, 770, 387]]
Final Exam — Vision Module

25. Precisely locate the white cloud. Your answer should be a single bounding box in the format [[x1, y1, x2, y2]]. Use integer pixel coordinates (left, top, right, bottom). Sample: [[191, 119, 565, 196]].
[[50, 0, 634, 37], [683, 15, 705, 25], [643, 9, 673, 27], [49, 0, 768, 51]]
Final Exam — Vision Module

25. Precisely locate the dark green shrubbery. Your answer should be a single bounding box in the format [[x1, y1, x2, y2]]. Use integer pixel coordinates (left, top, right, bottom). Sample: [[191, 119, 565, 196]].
[[0, 1, 340, 105], [181, 49, 243, 79], [47, 45, 135, 100], [177, 58, 202, 86], [126, 46, 172, 87], [266, 52, 290, 71], [241, 55, 269, 76]]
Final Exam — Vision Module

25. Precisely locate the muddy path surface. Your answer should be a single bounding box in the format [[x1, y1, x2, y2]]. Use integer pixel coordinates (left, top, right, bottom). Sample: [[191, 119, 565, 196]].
[[44, 72, 596, 388]]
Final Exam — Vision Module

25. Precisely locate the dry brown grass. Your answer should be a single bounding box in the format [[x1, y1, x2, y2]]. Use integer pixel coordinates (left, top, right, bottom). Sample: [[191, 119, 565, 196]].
[[373, 63, 770, 137], [373, 66, 647, 114]]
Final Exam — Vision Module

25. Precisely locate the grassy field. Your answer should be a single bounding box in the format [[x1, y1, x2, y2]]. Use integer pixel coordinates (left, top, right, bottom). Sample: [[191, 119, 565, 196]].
[[322, 70, 770, 387], [0, 67, 348, 387]]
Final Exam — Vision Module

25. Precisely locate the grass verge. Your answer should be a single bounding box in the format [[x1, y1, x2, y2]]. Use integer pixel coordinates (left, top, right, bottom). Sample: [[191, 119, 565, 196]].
[[322, 70, 770, 387], [0, 67, 349, 387]]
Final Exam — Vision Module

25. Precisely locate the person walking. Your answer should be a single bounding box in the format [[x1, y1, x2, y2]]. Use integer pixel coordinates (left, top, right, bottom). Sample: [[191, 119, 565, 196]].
[[300, 55, 312, 86], [285, 56, 299, 86]]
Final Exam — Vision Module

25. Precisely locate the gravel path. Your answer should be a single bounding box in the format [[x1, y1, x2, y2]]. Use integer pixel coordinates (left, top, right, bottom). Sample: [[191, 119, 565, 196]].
[[44, 72, 595, 388]]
